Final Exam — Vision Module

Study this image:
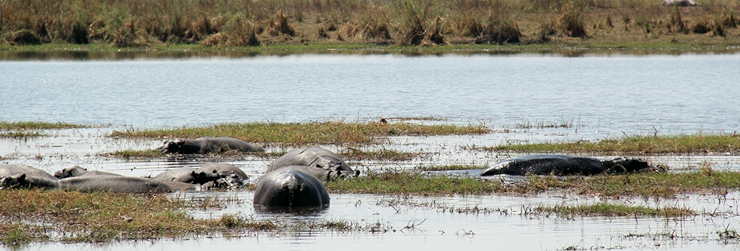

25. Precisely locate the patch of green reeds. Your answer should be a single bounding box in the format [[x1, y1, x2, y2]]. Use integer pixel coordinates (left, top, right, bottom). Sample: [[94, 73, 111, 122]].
[[0, 132, 45, 138], [109, 121, 490, 145], [0, 190, 277, 244], [413, 164, 487, 171], [325, 172, 502, 195], [529, 203, 695, 218], [490, 133, 740, 154], [519, 169, 740, 198], [0, 121, 89, 130], [339, 148, 421, 161]]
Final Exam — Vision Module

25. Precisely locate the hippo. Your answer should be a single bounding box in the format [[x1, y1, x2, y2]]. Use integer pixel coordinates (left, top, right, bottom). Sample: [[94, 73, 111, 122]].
[[54, 166, 121, 179], [1, 173, 174, 193], [480, 155, 651, 176], [59, 176, 174, 193], [159, 137, 264, 154], [662, 0, 696, 7], [200, 162, 248, 188], [151, 167, 219, 184], [253, 166, 330, 210], [1, 173, 59, 190], [0, 164, 57, 180], [267, 147, 358, 181]]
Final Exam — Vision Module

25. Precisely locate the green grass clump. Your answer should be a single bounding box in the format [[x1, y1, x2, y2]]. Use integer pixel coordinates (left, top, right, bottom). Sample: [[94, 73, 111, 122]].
[[491, 133, 740, 154], [0, 121, 89, 130], [519, 169, 740, 198], [325, 172, 502, 195], [0, 132, 45, 138], [109, 121, 490, 145], [0, 190, 276, 244], [530, 203, 695, 218], [413, 164, 487, 171], [340, 148, 421, 161]]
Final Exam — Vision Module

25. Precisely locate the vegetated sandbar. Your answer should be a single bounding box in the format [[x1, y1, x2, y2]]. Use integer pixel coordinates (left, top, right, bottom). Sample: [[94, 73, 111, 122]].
[[109, 121, 490, 145], [488, 133, 740, 155], [0, 121, 90, 131], [1, 0, 739, 55]]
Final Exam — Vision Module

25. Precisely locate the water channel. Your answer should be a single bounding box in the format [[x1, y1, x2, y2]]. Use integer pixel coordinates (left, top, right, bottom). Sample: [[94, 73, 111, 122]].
[[2, 51, 740, 250]]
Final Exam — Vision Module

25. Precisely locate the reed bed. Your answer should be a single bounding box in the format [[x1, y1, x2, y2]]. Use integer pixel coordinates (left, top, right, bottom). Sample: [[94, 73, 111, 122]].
[[491, 133, 740, 154], [1, 0, 738, 48], [0, 121, 89, 130], [109, 121, 490, 145]]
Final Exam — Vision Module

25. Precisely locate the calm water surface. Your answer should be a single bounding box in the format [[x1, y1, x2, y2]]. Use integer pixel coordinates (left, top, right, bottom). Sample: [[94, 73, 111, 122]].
[[2, 54, 739, 137], [3, 53, 740, 251]]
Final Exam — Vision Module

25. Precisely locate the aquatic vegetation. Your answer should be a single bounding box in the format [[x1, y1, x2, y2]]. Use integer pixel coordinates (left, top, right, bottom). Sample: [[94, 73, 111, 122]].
[[528, 202, 695, 218], [0, 121, 90, 130], [0, 131, 45, 138], [412, 164, 487, 171], [326, 172, 503, 195], [490, 133, 740, 154], [109, 121, 490, 145]]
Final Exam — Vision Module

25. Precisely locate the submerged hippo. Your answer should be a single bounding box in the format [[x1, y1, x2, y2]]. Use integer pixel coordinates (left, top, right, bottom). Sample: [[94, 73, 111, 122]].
[[151, 167, 219, 184], [200, 162, 248, 188], [54, 166, 121, 179], [268, 147, 358, 181], [254, 166, 330, 210], [59, 176, 174, 193], [480, 155, 651, 176], [2, 174, 174, 193], [159, 137, 264, 154], [662, 0, 696, 6], [0, 164, 57, 180]]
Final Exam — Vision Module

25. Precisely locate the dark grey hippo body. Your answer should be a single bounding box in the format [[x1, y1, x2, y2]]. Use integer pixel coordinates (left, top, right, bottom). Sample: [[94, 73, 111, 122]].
[[1, 173, 59, 189], [268, 147, 358, 181], [0, 164, 57, 180], [159, 137, 264, 154], [54, 166, 121, 179], [480, 155, 650, 176], [59, 176, 174, 193], [151, 167, 219, 184], [253, 166, 330, 210], [200, 162, 248, 188]]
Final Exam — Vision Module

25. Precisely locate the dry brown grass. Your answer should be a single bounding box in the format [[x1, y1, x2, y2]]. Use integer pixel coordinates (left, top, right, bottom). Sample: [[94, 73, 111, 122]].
[[2, 0, 739, 47]]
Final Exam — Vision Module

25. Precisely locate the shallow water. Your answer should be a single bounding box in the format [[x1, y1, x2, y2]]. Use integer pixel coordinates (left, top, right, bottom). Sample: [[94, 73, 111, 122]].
[[3, 53, 740, 250]]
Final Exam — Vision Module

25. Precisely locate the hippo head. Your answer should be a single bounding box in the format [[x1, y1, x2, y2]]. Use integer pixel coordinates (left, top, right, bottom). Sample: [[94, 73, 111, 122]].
[[189, 170, 220, 185], [54, 166, 88, 179], [606, 157, 650, 173], [0, 174, 28, 189], [310, 156, 359, 181], [160, 140, 184, 154]]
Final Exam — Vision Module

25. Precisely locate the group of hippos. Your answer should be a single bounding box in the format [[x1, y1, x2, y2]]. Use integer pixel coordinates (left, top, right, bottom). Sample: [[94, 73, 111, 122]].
[[1, 136, 653, 211]]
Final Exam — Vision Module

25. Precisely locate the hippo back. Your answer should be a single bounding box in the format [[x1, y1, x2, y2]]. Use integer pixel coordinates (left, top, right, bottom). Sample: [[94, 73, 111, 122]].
[[59, 176, 174, 193], [54, 166, 121, 179], [200, 162, 248, 188], [198, 137, 265, 153], [0, 164, 57, 180], [1, 173, 60, 190], [480, 155, 607, 176], [254, 166, 330, 210], [152, 167, 219, 184], [268, 147, 356, 181]]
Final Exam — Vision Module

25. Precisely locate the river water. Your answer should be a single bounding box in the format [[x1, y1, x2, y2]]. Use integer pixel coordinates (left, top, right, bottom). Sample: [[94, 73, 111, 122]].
[[2, 52, 740, 250]]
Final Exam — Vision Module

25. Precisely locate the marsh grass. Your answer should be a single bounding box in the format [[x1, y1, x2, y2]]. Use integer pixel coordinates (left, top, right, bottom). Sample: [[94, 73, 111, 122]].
[[3, 0, 738, 48], [109, 121, 490, 145], [519, 168, 740, 198], [326, 169, 740, 198], [0, 190, 282, 244], [413, 164, 487, 171], [490, 133, 740, 154], [529, 203, 695, 218], [339, 148, 421, 161], [0, 131, 45, 138], [325, 172, 502, 195], [0, 121, 90, 130]]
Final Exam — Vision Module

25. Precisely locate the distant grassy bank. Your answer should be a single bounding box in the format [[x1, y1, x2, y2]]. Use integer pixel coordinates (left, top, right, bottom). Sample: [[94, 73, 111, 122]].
[[1, 0, 738, 51], [487, 133, 740, 154], [109, 121, 489, 145]]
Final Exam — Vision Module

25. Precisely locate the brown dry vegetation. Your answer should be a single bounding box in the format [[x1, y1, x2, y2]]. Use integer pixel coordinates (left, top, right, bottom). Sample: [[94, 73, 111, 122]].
[[0, 0, 738, 48]]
